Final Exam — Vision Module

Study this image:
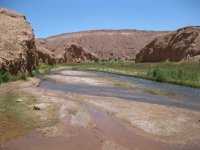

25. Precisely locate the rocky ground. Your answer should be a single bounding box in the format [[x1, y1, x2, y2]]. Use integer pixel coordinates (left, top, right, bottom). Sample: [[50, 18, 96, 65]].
[[0, 69, 200, 150]]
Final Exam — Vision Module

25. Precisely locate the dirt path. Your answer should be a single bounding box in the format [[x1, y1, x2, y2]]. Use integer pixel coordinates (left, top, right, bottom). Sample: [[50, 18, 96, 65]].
[[0, 69, 200, 150]]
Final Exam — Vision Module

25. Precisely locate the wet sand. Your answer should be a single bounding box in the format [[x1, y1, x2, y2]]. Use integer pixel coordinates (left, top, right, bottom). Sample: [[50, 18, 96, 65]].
[[1, 104, 175, 150], [1, 68, 200, 150]]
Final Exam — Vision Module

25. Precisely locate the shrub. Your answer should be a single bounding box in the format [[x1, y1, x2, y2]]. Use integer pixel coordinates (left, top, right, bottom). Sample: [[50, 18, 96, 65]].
[[0, 70, 11, 84], [20, 72, 27, 80], [30, 67, 37, 77]]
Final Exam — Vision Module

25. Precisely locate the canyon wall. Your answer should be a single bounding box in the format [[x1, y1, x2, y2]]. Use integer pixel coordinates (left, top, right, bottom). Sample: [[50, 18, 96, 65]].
[[36, 30, 167, 60], [0, 8, 38, 74], [136, 26, 200, 62]]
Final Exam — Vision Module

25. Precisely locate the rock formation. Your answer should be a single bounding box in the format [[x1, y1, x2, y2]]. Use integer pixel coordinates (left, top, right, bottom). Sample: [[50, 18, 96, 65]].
[[36, 30, 167, 60], [136, 26, 200, 62], [54, 43, 99, 63], [36, 46, 56, 65], [0, 8, 37, 74]]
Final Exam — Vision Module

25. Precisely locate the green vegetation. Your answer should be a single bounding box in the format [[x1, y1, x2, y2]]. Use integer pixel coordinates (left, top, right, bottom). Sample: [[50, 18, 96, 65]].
[[0, 92, 37, 143], [20, 72, 27, 80], [38, 63, 52, 74], [30, 67, 37, 77], [0, 70, 28, 84], [35, 61, 200, 87], [146, 89, 176, 97], [0, 67, 38, 84], [66, 60, 200, 88], [0, 92, 58, 143]]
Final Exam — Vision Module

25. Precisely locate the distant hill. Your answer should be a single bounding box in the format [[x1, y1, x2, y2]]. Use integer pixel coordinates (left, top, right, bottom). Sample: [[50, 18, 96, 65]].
[[36, 30, 168, 60]]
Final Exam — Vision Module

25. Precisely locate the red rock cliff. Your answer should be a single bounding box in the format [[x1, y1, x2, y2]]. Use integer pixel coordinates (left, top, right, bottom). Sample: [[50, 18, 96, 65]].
[[0, 8, 38, 74], [136, 26, 200, 62]]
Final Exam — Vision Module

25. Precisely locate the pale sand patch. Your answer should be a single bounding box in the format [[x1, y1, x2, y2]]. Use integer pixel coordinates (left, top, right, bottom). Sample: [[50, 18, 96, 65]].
[[59, 70, 95, 76], [72, 94, 200, 142], [102, 140, 128, 150], [70, 108, 90, 128], [51, 67, 69, 72], [45, 74, 113, 86], [2, 77, 200, 147]]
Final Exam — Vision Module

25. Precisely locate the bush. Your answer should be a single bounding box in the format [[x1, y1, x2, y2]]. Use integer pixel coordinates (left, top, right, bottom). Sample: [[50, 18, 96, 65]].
[[30, 68, 37, 77], [0, 70, 11, 84], [20, 72, 27, 80]]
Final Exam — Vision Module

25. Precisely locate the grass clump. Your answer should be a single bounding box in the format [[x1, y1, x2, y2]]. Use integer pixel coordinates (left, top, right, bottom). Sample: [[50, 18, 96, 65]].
[[38, 63, 52, 74], [30, 67, 37, 77], [146, 89, 176, 97], [0, 70, 20, 84], [147, 68, 167, 82], [0, 70, 11, 83], [20, 72, 27, 80], [0, 70, 29, 84]]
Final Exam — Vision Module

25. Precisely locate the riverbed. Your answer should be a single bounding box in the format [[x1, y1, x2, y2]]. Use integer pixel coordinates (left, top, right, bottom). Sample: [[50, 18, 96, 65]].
[[1, 67, 200, 150]]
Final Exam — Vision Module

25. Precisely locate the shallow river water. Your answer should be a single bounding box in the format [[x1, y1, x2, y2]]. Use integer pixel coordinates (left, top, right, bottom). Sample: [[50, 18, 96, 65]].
[[39, 69, 200, 111], [2, 68, 200, 150]]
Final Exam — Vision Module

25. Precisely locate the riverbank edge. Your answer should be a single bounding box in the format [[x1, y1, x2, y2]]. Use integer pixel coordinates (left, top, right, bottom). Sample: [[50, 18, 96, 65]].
[[69, 67, 200, 88]]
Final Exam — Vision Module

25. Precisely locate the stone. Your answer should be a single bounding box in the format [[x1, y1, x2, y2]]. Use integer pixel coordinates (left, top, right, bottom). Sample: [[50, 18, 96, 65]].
[[16, 98, 24, 102], [33, 103, 48, 110]]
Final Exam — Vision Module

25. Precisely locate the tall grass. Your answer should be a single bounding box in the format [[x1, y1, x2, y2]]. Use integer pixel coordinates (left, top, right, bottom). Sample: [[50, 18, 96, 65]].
[[146, 67, 198, 82], [67, 60, 200, 88]]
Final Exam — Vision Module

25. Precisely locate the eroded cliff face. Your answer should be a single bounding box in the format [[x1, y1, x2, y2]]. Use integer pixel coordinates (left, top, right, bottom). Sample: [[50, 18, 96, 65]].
[[36, 46, 56, 65], [0, 8, 38, 75], [136, 26, 200, 62], [36, 30, 167, 60], [54, 43, 99, 63]]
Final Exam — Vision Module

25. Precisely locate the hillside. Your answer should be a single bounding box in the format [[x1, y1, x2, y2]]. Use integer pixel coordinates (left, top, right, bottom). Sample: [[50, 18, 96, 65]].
[[36, 30, 168, 60], [136, 26, 200, 62]]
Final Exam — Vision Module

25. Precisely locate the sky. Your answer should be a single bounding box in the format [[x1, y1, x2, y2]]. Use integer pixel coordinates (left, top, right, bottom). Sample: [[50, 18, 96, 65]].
[[0, 0, 199, 38]]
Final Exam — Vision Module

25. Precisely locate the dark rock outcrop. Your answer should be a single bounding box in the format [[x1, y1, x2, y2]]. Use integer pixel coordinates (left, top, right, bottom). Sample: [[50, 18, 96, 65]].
[[0, 8, 38, 74], [36, 30, 167, 60], [136, 26, 200, 62]]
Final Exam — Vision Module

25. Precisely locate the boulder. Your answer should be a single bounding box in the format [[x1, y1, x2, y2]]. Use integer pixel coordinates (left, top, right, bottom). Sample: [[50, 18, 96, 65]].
[[0, 8, 38, 75], [33, 103, 48, 110], [136, 26, 200, 62], [186, 55, 200, 62]]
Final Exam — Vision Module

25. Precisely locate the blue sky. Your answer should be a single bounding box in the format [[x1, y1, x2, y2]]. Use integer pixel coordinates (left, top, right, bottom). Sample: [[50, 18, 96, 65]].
[[0, 0, 199, 38]]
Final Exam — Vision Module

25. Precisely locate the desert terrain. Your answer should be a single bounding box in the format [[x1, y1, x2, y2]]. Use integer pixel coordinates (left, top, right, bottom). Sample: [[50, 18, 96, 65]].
[[0, 8, 200, 150], [1, 68, 200, 150]]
